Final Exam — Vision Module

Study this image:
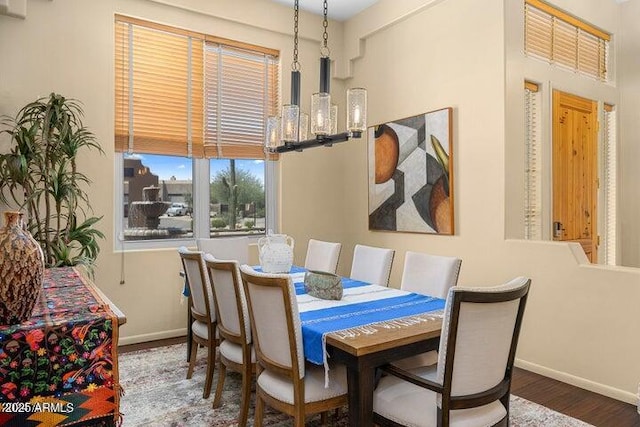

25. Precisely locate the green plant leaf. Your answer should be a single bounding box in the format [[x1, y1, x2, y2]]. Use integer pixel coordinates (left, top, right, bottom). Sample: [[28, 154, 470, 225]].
[[0, 92, 104, 269]]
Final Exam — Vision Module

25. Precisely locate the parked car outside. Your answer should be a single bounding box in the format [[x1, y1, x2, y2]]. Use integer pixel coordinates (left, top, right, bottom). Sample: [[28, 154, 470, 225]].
[[167, 203, 188, 216]]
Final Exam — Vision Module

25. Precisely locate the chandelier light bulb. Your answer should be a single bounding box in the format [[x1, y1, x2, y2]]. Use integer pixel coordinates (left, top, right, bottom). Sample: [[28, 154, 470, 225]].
[[299, 112, 309, 141], [347, 88, 367, 133], [281, 104, 300, 143], [330, 104, 338, 135], [265, 116, 281, 150], [311, 92, 331, 136]]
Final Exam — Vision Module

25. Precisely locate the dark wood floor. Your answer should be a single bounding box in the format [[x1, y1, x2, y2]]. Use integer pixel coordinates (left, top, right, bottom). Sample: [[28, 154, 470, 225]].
[[120, 337, 639, 426], [511, 368, 639, 427]]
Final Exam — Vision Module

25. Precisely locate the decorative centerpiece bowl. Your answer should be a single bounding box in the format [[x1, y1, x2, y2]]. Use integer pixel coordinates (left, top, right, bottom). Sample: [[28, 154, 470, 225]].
[[304, 270, 343, 300]]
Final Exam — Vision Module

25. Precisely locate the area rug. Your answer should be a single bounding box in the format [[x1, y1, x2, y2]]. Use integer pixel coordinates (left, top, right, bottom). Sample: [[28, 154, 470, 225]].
[[119, 343, 592, 426]]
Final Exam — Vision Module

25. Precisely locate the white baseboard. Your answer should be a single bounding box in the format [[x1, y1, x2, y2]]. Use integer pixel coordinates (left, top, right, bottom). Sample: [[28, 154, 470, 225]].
[[118, 328, 187, 346], [515, 358, 638, 405]]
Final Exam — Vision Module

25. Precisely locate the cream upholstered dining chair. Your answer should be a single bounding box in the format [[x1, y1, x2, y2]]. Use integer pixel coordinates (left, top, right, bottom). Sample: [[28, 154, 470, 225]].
[[400, 251, 462, 298], [205, 256, 255, 426], [350, 244, 395, 286], [304, 239, 342, 273], [178, 247, 219, 399], [239, 265, 348, 427], [393, 252, 463, 369], [373, 277, 531, 427], [187, 237, 249, 363], [197, 237, 249, 264]]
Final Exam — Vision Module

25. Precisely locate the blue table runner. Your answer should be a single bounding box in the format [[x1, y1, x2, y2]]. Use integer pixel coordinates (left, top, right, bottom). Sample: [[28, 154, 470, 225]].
[[190, 265, 445, 369], [298, 292, 445, 365]]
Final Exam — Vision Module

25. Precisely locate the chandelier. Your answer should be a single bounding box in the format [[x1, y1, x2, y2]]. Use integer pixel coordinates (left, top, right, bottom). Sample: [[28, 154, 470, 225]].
[[265, 0, 367, 154]]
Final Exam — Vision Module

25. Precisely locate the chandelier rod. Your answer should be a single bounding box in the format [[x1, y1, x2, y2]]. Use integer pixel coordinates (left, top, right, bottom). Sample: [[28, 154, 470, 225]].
[[319, 0, 330, 94], [291, 0, 301, 106]]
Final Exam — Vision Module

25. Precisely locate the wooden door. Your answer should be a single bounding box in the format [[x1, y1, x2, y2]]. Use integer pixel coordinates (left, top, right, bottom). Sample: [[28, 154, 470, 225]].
[[552, 90, 598, 262]]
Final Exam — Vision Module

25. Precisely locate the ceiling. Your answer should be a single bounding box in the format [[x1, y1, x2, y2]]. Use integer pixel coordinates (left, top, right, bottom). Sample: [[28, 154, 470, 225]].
[[269, 0, 379, 21]]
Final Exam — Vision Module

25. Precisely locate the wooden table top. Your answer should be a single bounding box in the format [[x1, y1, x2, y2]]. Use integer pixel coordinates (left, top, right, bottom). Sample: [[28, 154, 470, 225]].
[[325, 317, 442, 357]]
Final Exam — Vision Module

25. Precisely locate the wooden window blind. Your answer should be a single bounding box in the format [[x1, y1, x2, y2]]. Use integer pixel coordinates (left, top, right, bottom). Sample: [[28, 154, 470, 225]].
[[524, 0, 610, 81], [603, 104, 617, 265], [115, 16, 204, 157], [524, 81, 542, 240], [115, 16, 279, 159], [203, 43, 279, 159]]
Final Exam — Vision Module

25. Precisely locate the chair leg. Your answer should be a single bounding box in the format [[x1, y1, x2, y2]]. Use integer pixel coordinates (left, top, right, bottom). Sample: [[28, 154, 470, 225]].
[[186, 340, 198, 379], [294, 403, 305, 427], [212, 361, 226, 408], [238, 363, 252, 426], [320, 411, 328, 424], [254, 393, 264, 427], [203, 340, 216, 399], [186, 307, 193, 363], [500, 394, 510, 427]]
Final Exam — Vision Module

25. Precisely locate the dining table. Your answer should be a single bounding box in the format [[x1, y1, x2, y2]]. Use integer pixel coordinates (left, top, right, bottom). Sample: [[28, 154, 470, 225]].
[[276, 266, 445, 427], [183, 264, 444, 426]]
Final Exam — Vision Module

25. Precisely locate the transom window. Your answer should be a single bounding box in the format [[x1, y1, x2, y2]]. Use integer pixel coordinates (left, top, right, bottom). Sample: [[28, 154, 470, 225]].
[[524, 0, 610, 81]]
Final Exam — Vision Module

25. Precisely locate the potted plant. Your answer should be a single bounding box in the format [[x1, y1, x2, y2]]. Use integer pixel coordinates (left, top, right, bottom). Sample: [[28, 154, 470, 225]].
[[0, 93, 104, 274]]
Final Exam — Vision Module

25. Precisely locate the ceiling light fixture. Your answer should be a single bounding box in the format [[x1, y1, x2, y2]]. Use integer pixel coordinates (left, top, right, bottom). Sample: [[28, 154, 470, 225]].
[[265, 0, 367, 154]]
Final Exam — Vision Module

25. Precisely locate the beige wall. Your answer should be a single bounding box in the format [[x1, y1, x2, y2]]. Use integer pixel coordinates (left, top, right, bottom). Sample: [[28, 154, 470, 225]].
[[328, 0, 639, 403], [0, 0, 343, 344], [618, 0, 640, 268], [2, 0, 640, 405]]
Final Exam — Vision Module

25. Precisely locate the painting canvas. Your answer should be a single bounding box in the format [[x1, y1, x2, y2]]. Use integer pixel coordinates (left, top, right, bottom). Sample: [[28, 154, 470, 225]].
[[368, 107, 454, 234]]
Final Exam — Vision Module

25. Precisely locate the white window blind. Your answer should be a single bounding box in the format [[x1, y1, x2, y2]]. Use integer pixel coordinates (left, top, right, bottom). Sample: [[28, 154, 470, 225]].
[[603, 105, 617, 265], [115, 16, 204, 157], [524, 0, 610, 81], [524, 82, 542, 240], [204, 44, 279, 159]]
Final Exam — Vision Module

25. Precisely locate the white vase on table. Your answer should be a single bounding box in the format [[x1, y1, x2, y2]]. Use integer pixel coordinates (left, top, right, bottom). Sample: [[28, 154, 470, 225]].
[[258, 232, 294, 273]]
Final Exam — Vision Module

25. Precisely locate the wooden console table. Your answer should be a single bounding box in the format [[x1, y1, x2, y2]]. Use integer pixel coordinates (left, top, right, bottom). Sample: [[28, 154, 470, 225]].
[[0, 267, 126, 426]]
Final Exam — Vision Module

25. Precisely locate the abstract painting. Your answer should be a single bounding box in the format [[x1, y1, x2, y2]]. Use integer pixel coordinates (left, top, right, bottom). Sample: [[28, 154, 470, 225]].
[[368, 107, 454, 234]]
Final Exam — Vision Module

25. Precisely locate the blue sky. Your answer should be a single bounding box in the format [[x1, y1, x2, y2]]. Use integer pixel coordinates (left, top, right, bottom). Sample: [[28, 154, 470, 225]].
[[125, 153, 265, 183]]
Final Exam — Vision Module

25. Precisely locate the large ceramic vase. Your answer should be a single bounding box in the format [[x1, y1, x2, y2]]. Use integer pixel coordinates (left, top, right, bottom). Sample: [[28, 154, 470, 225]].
[[258, 232, 294, 273], [0, 211, 45, 324]]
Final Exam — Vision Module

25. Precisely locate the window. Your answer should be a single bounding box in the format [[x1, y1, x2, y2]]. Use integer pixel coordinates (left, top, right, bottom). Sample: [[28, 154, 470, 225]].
[[524, 0, 610, 81], [114, 16, 279, 244], [123, 154, 193, 240], [524, 81, 542, 240], [603, 104, 617, 265], [209, 159, 265, 236]]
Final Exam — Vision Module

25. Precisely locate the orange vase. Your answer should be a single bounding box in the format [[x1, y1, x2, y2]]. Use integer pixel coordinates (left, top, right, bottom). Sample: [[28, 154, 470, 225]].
[[0, 211, 44, 324]]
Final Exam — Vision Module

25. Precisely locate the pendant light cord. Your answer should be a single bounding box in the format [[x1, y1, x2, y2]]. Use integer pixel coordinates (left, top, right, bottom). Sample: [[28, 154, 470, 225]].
[[292, 0, 300, 71], [321, 0, 330, 57]]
